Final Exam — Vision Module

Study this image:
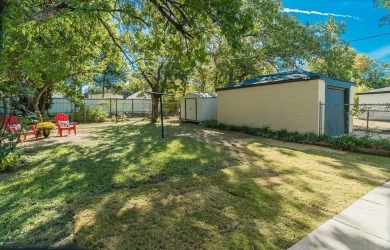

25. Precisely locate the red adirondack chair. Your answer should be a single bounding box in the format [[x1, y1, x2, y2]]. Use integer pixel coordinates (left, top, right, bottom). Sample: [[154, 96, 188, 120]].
[[54, 113, 77, 136], [3, 115, 38, 141]]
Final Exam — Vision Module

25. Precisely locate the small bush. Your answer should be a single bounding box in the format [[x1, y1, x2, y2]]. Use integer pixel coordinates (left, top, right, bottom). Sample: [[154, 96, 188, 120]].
[[74, 105, 109, 123], [88, 107, 108, 122], [200, 120, 219, 128], [0, 133, 21, 172]]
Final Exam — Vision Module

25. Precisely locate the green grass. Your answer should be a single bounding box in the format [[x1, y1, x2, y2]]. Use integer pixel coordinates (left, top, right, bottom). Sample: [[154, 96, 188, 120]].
[[1, 121, 390, 249]]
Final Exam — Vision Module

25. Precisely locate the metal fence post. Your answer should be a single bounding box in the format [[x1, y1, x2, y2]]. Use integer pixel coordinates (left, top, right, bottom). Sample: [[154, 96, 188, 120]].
[[109, 99, 112, 116], [74, 103, 77, 121], [84, 105, 87, 123], [115, 99, 118, 124], [366, 110, 370, 131]]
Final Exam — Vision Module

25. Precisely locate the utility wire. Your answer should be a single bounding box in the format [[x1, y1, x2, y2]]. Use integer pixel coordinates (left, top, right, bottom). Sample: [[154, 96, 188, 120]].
[[348, 32, 390, 43]]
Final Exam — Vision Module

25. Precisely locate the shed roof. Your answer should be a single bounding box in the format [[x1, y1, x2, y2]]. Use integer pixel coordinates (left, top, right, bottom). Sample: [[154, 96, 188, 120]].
[[127, 91, 152, 99], [217, 70, 354, 91], [358, 87, 390, 95], [186, 92, 217, 98]]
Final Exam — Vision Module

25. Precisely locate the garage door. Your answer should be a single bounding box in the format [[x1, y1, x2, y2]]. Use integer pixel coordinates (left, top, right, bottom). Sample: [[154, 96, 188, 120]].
[[325, 88, 346, 136], [185, 98, 197, 120]]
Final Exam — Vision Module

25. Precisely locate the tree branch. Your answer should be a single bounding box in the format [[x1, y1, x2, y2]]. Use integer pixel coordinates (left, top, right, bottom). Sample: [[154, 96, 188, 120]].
[[149, 0, 192, 38], [98, 17, 155, 89]]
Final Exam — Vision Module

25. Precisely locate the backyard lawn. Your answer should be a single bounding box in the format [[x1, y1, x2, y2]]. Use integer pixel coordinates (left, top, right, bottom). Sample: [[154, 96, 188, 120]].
[[1, 120, 390, 249]]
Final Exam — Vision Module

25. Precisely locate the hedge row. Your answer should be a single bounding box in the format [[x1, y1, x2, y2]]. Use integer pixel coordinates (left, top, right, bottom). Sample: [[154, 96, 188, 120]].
[[201, 120, 390, 154]]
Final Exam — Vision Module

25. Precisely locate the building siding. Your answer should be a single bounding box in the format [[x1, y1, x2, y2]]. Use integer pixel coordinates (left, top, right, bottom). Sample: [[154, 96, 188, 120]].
[[180, 93, 217, 121], [318, 79, 326, 134], [359, 93, 390, 104], [90, 93, 124, 99], [217, 79, 321, 134], [358, 92, 390, 121], [200, 98, 217, 121]]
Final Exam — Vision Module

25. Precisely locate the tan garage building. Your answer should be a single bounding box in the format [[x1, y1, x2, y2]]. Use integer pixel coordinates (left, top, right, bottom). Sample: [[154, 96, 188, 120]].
[[216, 71, 355, 136]]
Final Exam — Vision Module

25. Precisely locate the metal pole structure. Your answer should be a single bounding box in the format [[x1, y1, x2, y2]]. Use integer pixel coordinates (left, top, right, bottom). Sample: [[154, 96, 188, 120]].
[[160, 95, 164, 138], [146, 92, 174, 139], [115, 99, 118, 124], [109, 99, 112, 116], [84, 105, 87, 123]]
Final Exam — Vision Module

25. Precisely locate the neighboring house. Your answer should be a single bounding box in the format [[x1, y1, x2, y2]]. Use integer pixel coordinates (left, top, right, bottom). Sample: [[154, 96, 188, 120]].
[[52, 92, 64, 98], [216, 70, 355, 136], [125, 91, 152, 113], [180, 92, 217, 122], [89, 91, 124, 99], [358, 87, 390, 104], [126, 91, 152, 100], [357, 87, 390, 121]]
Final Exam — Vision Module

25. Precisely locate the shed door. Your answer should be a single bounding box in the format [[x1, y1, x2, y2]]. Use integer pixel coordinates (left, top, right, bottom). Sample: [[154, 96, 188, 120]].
[[185, 98, 197, 120], [325, 88, 346, 136]]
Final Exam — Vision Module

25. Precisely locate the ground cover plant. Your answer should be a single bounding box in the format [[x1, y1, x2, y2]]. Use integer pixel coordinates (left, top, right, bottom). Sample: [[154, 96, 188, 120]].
[[1, 120, 390, 249], [202, 120, 390, 154]]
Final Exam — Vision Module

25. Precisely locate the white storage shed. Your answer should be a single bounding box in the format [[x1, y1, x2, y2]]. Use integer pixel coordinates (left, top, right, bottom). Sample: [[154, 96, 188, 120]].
[[180, 92, 217, 122]]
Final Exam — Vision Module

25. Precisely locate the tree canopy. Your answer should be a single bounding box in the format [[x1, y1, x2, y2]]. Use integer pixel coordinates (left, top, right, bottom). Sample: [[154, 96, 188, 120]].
[[1, 0, 389, 121]]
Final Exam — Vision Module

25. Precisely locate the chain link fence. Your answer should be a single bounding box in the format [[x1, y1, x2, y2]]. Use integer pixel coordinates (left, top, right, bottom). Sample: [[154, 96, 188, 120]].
[[320, 103, 390, 139]]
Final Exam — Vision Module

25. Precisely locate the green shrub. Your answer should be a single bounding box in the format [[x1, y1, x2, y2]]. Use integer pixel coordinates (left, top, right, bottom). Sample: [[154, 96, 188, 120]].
[[87, 106, 108, 122], [0, 133, 21, 172], [202, 120, 390, 154], [201, 120, 219, 128], [74, 104, 109, 123]]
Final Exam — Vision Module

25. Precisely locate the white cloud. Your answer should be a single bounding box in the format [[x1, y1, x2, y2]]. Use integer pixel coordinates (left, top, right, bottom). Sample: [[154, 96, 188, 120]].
[[282, 8, 362, 20], [367, 45, 390, 59]]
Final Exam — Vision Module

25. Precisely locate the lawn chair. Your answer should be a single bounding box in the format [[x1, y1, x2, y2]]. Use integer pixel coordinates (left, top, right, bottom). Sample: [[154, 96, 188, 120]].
[[3, 115, 38, 141], [54, 113, 77, 136]]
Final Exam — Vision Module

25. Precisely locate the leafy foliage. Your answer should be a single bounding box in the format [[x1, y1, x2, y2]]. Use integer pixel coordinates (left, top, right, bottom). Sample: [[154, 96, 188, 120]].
[[0, 133, 20, 172], [74, 102, 109, 123], [375, 0, 390, 26], [91, 53, 129, 98]]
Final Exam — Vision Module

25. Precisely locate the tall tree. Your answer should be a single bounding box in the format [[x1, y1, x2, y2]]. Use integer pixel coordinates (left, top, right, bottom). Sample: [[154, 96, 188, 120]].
[[307, 17, 356, 80], [352, 54, 390, 88], [189, 1, 321, 90], [0, 1, 117, 120], [92, 54, 129, 98], [102, 0, 275, 122]]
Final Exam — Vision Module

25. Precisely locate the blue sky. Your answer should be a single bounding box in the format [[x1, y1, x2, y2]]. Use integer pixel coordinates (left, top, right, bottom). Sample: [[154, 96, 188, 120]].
[[281, 0, 390, 62]]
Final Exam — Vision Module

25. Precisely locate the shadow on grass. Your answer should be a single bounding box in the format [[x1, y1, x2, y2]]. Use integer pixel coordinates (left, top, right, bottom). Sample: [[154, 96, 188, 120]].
[[1, 122, 390, 249], [0, 123, 237, 247]]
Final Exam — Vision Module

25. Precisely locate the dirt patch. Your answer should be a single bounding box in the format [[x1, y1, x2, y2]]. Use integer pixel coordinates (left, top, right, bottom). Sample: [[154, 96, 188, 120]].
[[18, 118, 148, 151], [19, 125, 98, 151], [176, 122, 255, 148]]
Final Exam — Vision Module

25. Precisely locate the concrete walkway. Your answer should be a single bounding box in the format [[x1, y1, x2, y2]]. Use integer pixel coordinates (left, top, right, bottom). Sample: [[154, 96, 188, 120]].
[[290, 181, 390, 250]]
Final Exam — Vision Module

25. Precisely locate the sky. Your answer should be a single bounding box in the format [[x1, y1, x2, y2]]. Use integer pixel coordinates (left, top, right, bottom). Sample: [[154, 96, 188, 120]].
[[281, 0, 390, 63]]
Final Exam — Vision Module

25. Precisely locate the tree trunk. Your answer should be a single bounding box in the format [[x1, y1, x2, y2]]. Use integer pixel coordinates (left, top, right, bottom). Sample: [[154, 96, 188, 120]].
[[102, 85, 105, 99], [0, 96, 7, 131], [151, 94, 159, 123], [39, 87, 50, 116], [33, 102, 43, 122], [33, 84, 53, 122]]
